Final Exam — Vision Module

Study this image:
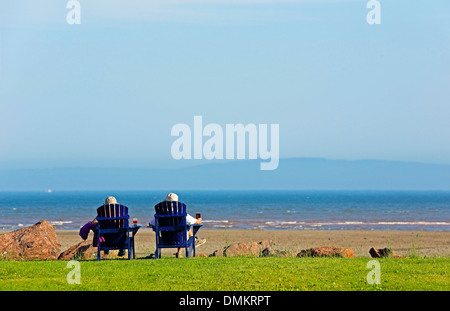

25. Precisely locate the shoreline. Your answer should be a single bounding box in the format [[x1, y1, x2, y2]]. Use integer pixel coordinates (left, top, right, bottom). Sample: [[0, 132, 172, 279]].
[[54, 228, 450, 258]]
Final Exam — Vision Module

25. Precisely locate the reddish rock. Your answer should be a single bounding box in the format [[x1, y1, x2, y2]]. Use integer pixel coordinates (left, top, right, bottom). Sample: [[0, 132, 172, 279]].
[[261, 244, 300, 257], [369, 247, 403, 258], [226, 241, 260, 257], [210, 249, 224, 257], [297, 246, 355, 258], [210, 240, 273, 257], [59, 241, 132, 260], [267, 249, 301, 257], [58, 240, 96, 260], [0, 220, 61, 260]]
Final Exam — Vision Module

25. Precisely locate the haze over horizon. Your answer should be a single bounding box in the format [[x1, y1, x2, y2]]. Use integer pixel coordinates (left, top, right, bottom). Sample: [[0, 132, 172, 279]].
[[1, 157, 450, 191], [1, 156, 450, 171]]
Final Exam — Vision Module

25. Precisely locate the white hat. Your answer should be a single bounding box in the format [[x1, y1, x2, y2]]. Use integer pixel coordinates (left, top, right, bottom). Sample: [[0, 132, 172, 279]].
[[164, 193, 178, 202], [105, 196, 117, 204]]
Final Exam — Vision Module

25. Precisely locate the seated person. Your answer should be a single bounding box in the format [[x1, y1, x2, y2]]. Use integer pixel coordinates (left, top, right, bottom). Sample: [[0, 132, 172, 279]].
[[79, 196, 126, 257], [149, 193, 206, 258]]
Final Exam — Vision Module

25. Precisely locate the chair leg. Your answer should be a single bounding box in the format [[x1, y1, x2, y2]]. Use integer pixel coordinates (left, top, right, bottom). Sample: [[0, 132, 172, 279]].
[[192, 234, 196, 258], [155, 231, 160, 259], [186, 238, 193, 258], [97, 232, 103, 261], [190, 236, 195, 258], [127, 230, 132, 260]]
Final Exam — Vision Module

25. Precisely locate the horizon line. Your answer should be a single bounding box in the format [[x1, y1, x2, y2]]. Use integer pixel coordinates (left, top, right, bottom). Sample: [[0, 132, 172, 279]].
[[1, 156, 450, 171]]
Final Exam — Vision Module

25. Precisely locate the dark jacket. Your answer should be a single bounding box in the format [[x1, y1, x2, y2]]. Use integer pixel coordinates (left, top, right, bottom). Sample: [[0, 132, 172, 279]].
[[79, 221, 104, 247]]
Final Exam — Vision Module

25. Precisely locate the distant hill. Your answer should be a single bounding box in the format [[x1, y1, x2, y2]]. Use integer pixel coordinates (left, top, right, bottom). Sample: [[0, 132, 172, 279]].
[[1, 158, 450, 191]]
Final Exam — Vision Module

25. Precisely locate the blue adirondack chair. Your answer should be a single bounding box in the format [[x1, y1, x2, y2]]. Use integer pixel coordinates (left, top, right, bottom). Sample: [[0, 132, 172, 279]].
[[151, 201, 202, 259], [94, 203, 139, 261]]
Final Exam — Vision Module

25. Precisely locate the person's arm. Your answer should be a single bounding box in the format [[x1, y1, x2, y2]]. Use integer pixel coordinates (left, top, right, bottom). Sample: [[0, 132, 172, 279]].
[[186, 214, 202, 225], [79, 220, 97, 240], [149, 217, 156, 227]]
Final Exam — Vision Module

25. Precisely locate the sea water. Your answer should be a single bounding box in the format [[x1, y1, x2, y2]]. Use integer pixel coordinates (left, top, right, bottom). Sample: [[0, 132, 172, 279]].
[[0, 190, 449, 231]]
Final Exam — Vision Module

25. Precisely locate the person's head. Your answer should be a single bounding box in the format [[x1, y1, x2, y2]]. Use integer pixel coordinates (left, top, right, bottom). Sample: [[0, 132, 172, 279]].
[[164, 193, 178, 202], [104, 196, 117, 205]]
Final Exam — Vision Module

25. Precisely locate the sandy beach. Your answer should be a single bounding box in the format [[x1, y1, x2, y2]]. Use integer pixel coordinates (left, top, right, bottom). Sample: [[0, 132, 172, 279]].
[[56, 228, 450, 258]]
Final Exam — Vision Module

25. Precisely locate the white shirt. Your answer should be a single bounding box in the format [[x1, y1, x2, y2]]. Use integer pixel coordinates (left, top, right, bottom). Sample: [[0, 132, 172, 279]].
[[149, 213, 197, 227]]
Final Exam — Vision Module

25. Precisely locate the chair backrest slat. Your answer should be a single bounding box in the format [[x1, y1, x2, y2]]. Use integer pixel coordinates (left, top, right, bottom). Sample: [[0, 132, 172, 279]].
[[97, 203, 129, 229]]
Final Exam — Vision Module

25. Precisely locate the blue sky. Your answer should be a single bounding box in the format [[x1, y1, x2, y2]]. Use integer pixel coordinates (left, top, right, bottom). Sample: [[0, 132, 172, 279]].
[[0, 0, 449, 169]]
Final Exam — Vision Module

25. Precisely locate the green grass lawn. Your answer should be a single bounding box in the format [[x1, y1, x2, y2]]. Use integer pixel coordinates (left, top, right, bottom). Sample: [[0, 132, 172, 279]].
[[0, 257, 449, 291]]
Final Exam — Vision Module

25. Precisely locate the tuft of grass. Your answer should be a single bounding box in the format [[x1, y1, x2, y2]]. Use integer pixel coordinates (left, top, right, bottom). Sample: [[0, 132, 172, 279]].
[[407, 232, 423, 258]]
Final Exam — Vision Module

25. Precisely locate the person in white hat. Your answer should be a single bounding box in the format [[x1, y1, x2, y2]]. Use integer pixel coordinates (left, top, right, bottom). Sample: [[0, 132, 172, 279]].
[[82, 196, 126, 257], [164, 193, 178, 202], [149, 193, 205, 258], [104, 196, 117, 204]]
